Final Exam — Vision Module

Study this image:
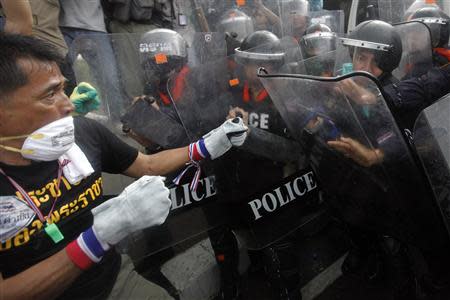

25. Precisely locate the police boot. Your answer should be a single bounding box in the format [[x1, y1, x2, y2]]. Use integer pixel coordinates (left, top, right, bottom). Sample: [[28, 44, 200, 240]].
[[209, 227, 242, 300], [380, 236, 417, 300], [341, 227, 383, 283], [262, 242, 302, 300]]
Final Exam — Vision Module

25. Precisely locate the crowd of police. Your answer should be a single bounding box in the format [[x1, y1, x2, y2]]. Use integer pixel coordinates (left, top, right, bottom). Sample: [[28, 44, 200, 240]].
[[3, 0, 450, 299], [103, 0, 450, 299]]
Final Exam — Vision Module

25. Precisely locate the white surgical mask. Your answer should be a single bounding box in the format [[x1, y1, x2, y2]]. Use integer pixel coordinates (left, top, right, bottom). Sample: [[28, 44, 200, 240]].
[[0, 116, 75, 161]]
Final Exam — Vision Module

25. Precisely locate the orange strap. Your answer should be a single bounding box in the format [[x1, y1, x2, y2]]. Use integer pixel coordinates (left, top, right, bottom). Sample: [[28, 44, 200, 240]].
[[435, 48, 450, 62]]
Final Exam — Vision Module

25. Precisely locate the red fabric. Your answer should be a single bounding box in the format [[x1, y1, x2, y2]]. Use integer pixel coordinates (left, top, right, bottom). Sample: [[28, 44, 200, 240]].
[[66, 239, 94, 270], [191, 143, 202, 161], [242, 81, 269, 103], [435, 48, 450, 62], [158, 66, 190, 106]]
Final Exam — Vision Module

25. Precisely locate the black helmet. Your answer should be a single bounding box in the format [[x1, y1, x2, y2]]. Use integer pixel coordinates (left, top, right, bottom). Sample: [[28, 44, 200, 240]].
[[139, 29, 188, 80], [409, 6, 450, 48], [342, 20, 402, 73], [300, 23, 336, 59], [234, 30, 285, 66], [218, 9, 254, 43]]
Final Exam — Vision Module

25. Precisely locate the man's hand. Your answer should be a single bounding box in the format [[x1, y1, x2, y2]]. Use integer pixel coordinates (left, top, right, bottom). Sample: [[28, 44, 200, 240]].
[[227, 106, 249, 125], [203, 117, 248, 159], [92, 175, 171, 245], [70, 82, 100, 115], [66, 176, 171, 270], [337, 79, 378, 105], [328, 137, 384, 167]]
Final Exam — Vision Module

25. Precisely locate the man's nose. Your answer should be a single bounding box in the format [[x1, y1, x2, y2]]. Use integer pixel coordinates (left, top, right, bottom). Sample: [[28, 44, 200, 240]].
[[60, 92, 75, 116]]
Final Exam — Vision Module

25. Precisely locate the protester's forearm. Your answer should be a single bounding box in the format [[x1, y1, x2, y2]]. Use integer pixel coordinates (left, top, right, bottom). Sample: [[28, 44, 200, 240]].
[[124, 147, 189, 178], [0, 249, 82, 300]]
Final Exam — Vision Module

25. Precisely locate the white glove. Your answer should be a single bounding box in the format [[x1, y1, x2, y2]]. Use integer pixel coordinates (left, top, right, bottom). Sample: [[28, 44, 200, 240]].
[[91, 175, 171, 246], [203, 117, 248, 159]]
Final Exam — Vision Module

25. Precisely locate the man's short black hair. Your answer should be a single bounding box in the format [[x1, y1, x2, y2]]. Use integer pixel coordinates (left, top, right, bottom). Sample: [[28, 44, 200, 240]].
[[0, 33, 64, 98]]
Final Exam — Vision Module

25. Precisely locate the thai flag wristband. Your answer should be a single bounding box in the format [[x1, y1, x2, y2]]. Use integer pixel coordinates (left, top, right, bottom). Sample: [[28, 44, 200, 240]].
[[66, 227, 110, 270], [173, 139, 210, 191], [189, 138, 210, 161]]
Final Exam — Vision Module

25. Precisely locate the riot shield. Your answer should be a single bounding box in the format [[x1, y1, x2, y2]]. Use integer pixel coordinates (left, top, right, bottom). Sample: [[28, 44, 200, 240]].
[[309, 9, 345, 34], [413, 93, 450, 234], [258, 70, 450, 251], [168, 37, 322, 250], [392, 21, 433, 79], [72, 32, 226, 131], [72, 32, 234, 259], [376, 0, 418, 23]]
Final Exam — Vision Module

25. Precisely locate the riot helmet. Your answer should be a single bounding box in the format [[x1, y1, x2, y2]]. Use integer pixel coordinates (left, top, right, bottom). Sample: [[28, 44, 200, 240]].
[[409, 6, 450, 48], [403, 0, 440, 21], [234, 30, 285, 67], [218, 9, 255, 43], [300, 23, 336, 76], [300, 23, 336, 59], [341, 20, 402, 76], [234, 30, 285, 85], [139, 29, 188, 82]]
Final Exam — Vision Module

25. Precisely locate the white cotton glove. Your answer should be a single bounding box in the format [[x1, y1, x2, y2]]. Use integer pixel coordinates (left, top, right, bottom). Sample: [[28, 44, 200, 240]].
[[203, 117, 248, 160], [91, 175, 171, 246]]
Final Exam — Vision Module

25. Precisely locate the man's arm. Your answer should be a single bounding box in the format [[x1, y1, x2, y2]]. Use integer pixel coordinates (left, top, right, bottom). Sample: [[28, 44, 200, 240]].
[[0, 249, 81, 300], [123, 146, 189, 178], [0, 0, 32, 35]]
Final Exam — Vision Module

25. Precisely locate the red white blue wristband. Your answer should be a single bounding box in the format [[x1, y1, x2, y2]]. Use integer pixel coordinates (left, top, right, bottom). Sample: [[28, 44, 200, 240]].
[[173, 139, 210, 191], [66, 227, 110, 270]]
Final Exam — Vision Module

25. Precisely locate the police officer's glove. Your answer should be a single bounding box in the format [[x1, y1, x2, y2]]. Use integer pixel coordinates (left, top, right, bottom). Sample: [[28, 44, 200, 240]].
[[66, 176, 171, 270], [201, 117, 248, 160], [70, 82, 101, 115]]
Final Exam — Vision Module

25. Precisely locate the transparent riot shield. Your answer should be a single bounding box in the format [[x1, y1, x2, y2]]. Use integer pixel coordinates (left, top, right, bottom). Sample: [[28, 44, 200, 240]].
[[168, 37, 322, 250], [72, 32, 226, 131], [392, 21, 433, 79], [413, 93, 450, 234], [309, 9, 345, 34], [376, 0, 418, 23], [258, 70, 450, 250], [72, 33, 233, 259]]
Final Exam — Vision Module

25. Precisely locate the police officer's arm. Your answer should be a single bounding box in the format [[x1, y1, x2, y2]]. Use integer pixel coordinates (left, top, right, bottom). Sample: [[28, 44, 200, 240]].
[[384, 63, 450, 115], [0, 249, 82, 300], [123, 147, 189, 178], [0, 0, 32, 35], [328, 137, 384, 167]]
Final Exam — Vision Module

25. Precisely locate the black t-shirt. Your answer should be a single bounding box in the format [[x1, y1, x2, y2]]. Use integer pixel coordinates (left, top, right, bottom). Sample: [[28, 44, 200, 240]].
[[0, 117, 138, 297]]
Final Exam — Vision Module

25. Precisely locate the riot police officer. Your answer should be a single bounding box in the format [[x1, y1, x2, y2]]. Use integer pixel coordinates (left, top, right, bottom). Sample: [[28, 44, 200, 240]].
[[217, 8, 255, 56], [210, 30, 302, 300], [408, 5, 450, 66], [340, 20, 403, 87], [139, 28, 189, 113], [300, 23, 337, 76]]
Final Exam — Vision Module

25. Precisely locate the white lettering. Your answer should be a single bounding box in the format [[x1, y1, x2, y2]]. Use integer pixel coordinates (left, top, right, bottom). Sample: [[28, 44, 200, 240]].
[[170, 187, 183, 210], [191, 180, 204, 202], [274, 187, 289, 207], [204, 176, 217, 198], [260, 113, 269, 129], [304, 171, 317, 191], [293, 177, 306, 196], [262, 193, 278, 212], [248, 199, 263, 220]]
